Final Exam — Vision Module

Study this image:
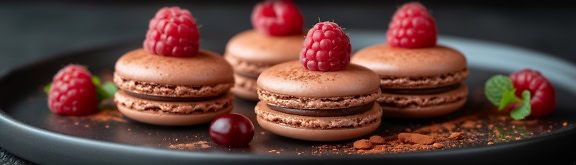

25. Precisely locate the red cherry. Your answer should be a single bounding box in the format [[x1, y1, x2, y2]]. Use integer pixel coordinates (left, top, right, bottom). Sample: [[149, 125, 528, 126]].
[[209, 113, 254, 147], [509, 69, 556, 116]]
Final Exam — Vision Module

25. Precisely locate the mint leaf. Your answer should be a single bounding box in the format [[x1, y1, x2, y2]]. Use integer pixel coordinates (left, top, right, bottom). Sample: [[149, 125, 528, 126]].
[[44, 83, 52, 94], [100, 82, 118, 99], [511, 90, 531, 120], [485, 75, 515, 106], [92, 76, 101, 86], [498, 89, 520, 110]]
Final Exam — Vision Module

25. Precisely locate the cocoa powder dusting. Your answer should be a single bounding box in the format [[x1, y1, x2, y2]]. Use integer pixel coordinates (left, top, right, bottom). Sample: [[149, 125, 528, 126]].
[[345, 111, 560, 155], [84, 110, 126, 123]]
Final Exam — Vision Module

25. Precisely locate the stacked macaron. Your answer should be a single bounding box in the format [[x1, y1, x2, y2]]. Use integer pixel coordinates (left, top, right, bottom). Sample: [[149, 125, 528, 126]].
[[256, 22, 382, 141], [114, 7, 234, 126], [352, 2, 469, 118], [225, 0, 305, 100]]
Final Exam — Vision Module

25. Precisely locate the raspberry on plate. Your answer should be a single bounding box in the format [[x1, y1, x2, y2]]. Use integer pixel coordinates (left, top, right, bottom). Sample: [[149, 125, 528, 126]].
[[300, 22, 351, 72], [144, 7, 200, 57], [251, 0, 304, 36], [48, 65, 99, 115], [386, 2, 437, 49], [510, 69, 556, 116]]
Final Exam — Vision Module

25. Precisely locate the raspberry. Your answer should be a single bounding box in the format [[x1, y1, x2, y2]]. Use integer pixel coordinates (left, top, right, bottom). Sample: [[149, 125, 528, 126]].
[[509, 69, 556, 117], [144, 7, 199, 57], [251, 0, 304, 36], [386, 2, 437, 49], [300, 22, 351, 72], [48, 65, 98, 115]]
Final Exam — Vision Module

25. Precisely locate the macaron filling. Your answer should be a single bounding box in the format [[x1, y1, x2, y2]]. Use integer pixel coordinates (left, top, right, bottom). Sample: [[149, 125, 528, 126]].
[[266, 102, 375, 117], [380, 83, 461, 95], [234, 71, 260, 79], [124, 90, 227, 102]]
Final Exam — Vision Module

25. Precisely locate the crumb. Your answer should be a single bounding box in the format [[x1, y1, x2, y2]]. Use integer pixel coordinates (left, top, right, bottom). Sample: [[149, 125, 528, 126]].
[[104, 125, 110, 129], [260, 131, 266, 135], [461, 121, 476, 129], [432, 143, 444, 149], [563, 122, 568, 127], [475, 124, 482, 129], [169, 141, 210, 150], [488, 124, 495, 129], [441, 123, 456, 131], [448, 132, 464, 140], [353, 139, 373, 150], [398, 133, 435, 145], [515, 137, 522, 140], [369, 136, 387, 144]]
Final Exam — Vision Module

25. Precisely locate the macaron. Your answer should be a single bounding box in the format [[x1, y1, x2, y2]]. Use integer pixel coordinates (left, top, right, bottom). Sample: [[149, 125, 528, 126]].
[[255, 61, 382, 141], [114, 49, 235, 125], [224, 30, 304, 101], [352, 45, 469, 118]]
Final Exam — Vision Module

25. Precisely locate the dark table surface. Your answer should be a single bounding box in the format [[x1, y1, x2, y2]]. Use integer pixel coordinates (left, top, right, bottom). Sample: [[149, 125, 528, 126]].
[[1, 1, 575, 164]]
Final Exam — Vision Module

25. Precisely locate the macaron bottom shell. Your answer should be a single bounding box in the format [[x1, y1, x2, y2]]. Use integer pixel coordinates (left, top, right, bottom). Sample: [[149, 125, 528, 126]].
[[115, 91, 234, 126], [378, 84, 469, 118], [255, 102, 382, 141]]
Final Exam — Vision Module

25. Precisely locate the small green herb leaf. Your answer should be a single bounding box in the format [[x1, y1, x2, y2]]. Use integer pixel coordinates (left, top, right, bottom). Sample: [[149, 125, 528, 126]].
[[92, 76, 101, 86], [100, 82, 118, 99], [498, 88, 518, 110], [44, 83, 52, 94], [485, 75, 515, 106], [511, 90, 531, 120]]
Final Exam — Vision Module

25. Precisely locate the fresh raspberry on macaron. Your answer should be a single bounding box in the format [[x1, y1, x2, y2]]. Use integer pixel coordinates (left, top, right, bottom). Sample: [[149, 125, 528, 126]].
[[251, 0, 304, 36], [144, 7, 200, 57], [48, 65, 99, 115], [386, 2, 437, 49], [300, 21, 351, 72]]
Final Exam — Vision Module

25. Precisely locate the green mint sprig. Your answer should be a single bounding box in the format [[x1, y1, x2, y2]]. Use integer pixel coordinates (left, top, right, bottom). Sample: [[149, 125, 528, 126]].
[[484, 75, 531, 120], [44, 76, 118, 103]]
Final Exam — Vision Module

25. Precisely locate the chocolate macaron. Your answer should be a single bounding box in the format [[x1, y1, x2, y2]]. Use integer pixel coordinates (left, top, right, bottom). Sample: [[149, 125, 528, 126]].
[[256, 62, 382, 141], [114, 49, 234, 125], [224, 0, 305, 101], [352, 45, 469, 118], [225, 30, 303, 100], [113, 7, 234, 126], [255, 21, 382, 141], [352, 3, 469, 118]]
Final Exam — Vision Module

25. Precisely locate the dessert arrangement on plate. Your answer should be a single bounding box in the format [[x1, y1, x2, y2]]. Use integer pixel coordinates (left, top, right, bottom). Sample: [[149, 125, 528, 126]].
[[38, 0, 564, 156]]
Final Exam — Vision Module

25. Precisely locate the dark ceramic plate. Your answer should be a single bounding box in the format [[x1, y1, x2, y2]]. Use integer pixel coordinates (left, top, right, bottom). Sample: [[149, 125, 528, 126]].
[[1, 31, 575, 165]]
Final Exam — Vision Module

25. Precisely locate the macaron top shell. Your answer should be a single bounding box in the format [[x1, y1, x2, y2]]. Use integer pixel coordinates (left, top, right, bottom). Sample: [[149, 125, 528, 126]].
[[257, 61, 380, 97], [351, 44, 467, 77], [115, 48, 234, 86], [225, 30, 304, 65]]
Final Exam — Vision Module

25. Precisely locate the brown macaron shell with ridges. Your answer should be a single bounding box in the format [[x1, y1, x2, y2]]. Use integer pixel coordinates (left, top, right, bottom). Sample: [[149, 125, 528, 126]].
[[255, 102, 382, 141], [352, 44, 469, 118], [114, 49, 234, 125], [225, 30, 304, 100], [256, 61, 382, 141]]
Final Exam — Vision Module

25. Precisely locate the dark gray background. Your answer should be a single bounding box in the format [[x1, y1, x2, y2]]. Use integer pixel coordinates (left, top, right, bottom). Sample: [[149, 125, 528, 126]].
[[1, 0, 575, 164]]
